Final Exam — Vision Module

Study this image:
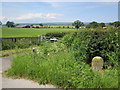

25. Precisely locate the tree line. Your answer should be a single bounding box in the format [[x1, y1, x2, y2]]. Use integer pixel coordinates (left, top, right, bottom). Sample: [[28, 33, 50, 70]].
[[72, 20, 120, 29], [0, 20, 120, 29]]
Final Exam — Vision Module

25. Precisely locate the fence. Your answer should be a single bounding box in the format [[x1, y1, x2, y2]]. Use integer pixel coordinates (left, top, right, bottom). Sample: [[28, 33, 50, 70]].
[[0, 35, 61, 50]]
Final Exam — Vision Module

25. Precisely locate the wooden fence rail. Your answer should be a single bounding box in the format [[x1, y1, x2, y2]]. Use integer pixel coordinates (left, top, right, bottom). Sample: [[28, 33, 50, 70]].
[[0, 35, 61, 44]]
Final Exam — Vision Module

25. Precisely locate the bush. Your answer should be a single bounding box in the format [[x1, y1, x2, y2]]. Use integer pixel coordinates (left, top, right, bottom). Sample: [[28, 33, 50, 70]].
[[45, 32, 70, 38], [7, 42, 118, 88], [2, 38, 40, 50], [61, 29, 119, 68]]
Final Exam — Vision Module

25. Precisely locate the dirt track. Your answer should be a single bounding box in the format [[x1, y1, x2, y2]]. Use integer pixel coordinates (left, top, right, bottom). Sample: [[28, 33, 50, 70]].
[[0, 56, 56, 88]]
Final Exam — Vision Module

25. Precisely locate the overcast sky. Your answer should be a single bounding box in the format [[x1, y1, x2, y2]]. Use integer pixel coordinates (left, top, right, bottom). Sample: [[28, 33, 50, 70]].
[[2, 2, 118, 24]]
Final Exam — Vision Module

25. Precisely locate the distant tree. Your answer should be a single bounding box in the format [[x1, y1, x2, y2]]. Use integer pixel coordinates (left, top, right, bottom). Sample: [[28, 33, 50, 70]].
[[0, 21, 2, 25], [113, 21, 120, 27], [6, 21, 14, 27], [89, 21, 99, 28], [67, 26, 69, 28], [63, 26, 65, 28], [99, 22, 105, 28], [39, 23, 43, 26], [30, 24, 33, 26], [16, 24, 20, 26], [72, 20, 84, 29], [36, 26, 39, 28], [86, 24, 91, 28], [108, 22, 114, 26]]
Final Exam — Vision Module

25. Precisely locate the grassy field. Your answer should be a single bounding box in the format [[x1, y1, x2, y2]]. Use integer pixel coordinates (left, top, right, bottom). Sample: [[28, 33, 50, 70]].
[[2, 27, 75, 37]]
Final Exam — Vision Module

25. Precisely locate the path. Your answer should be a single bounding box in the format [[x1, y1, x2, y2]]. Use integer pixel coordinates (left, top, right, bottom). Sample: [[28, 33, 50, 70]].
[[0, 55, 56, 88]]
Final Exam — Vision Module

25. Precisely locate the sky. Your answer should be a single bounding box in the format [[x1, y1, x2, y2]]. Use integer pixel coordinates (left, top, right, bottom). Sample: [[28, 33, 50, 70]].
[[1, 2, 118, 24]]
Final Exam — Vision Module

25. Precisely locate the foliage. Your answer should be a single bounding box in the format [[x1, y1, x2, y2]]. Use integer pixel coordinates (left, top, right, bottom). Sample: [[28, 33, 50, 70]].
[[72, 20, 84, 29], [3, 27, 119, 88], [108, 21, 120, 27], [6, 41, 118, 88], [2, 38, 40, 50], [86, 21, 99, 28], [99, 23, 105, 28], [6, 21, 14, 27], [0, 21, 2, 25], [39, 23, 43, 26], [61, 28, 119, 68], [45, 32, 71, 38]]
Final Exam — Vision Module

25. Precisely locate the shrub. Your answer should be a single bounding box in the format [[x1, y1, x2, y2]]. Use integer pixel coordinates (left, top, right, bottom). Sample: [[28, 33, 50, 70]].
[[2, 38, 40, 50], [61, 29, 119, 68], [7, 42, 118, 88], [45, 32, 70, 38]]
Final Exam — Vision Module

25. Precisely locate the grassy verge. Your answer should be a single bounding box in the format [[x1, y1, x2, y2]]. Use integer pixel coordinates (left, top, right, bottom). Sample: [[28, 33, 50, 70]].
[[1, 45, 39, 57]]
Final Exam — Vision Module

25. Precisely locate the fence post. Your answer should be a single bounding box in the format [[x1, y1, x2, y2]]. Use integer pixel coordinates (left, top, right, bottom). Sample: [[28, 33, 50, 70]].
[[41, 34, 43, 41], [38, 35, 40, 44], [15, 38, 16, 42], [30, 37, 32, 44], [12, 38, 13, 42], [0, 39, 2, 44]]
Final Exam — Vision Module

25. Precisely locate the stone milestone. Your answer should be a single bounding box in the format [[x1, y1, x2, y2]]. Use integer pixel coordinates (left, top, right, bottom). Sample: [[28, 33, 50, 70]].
[[92, 56, 104, 72]]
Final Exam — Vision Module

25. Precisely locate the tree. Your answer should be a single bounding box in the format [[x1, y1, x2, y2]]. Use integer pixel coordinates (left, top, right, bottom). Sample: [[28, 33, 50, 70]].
[[108, 22, 114, 26], [0, 21, 2, 25], [30, 24, 33, 26], [72, 20, 84, 29], [113, 21, 120, 27], [39, 23, 43, 26], [67, 26, 69, 28], [89, 21, 99, 28], [86, 24, 91, 28], [6, 21, 14, 27], [99, 22, 105, 28], [16, 24, 20, 26]]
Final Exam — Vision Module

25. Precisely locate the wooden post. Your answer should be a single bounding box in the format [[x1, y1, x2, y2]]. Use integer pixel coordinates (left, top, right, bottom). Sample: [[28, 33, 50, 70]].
[[12, 38, 13, 42], [41, 34, 43, 41], [0, 39, 2, 44], [38, 35, 40, 44], [15, 38, 16, 42], [30, 38, 32, 44]]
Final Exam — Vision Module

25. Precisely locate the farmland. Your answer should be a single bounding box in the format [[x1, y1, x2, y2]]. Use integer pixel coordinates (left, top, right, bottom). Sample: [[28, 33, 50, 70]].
[[2, 27, 75, 38]]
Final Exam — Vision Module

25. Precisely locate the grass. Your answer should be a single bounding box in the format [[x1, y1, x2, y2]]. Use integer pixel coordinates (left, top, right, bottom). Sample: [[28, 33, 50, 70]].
[[2, 27, 75, 37], [6, 41, 118, 88], [1, 45, 39, 57], [3, 28, 119, 88]]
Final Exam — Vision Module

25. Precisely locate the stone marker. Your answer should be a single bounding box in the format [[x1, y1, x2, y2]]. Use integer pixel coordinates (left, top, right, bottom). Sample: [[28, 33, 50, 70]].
[[92, 56, 103, 72]]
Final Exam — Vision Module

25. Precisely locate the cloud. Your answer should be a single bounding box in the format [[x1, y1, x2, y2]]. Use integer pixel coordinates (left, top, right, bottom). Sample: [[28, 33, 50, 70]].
[[14, 13, 63, 20], [2, 13, 63, 23], [48, 2, 60, 8]]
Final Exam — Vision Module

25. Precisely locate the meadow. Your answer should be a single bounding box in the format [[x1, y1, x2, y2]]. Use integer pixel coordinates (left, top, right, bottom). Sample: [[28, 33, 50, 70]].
[[5, 28, 119, 88], [2, 27, 75, 37]]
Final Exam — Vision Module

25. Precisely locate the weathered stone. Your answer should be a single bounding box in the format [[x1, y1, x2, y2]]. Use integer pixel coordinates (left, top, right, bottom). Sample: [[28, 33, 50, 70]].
[[92, 56, 103, 72]]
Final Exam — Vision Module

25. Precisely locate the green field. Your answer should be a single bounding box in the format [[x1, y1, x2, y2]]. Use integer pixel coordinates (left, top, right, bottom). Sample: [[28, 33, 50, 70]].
[[2, 27, 75, 37]]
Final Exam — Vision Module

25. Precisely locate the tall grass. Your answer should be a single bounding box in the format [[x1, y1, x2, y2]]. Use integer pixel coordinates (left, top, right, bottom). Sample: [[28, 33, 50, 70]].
[[6, 41, 118, 88]]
